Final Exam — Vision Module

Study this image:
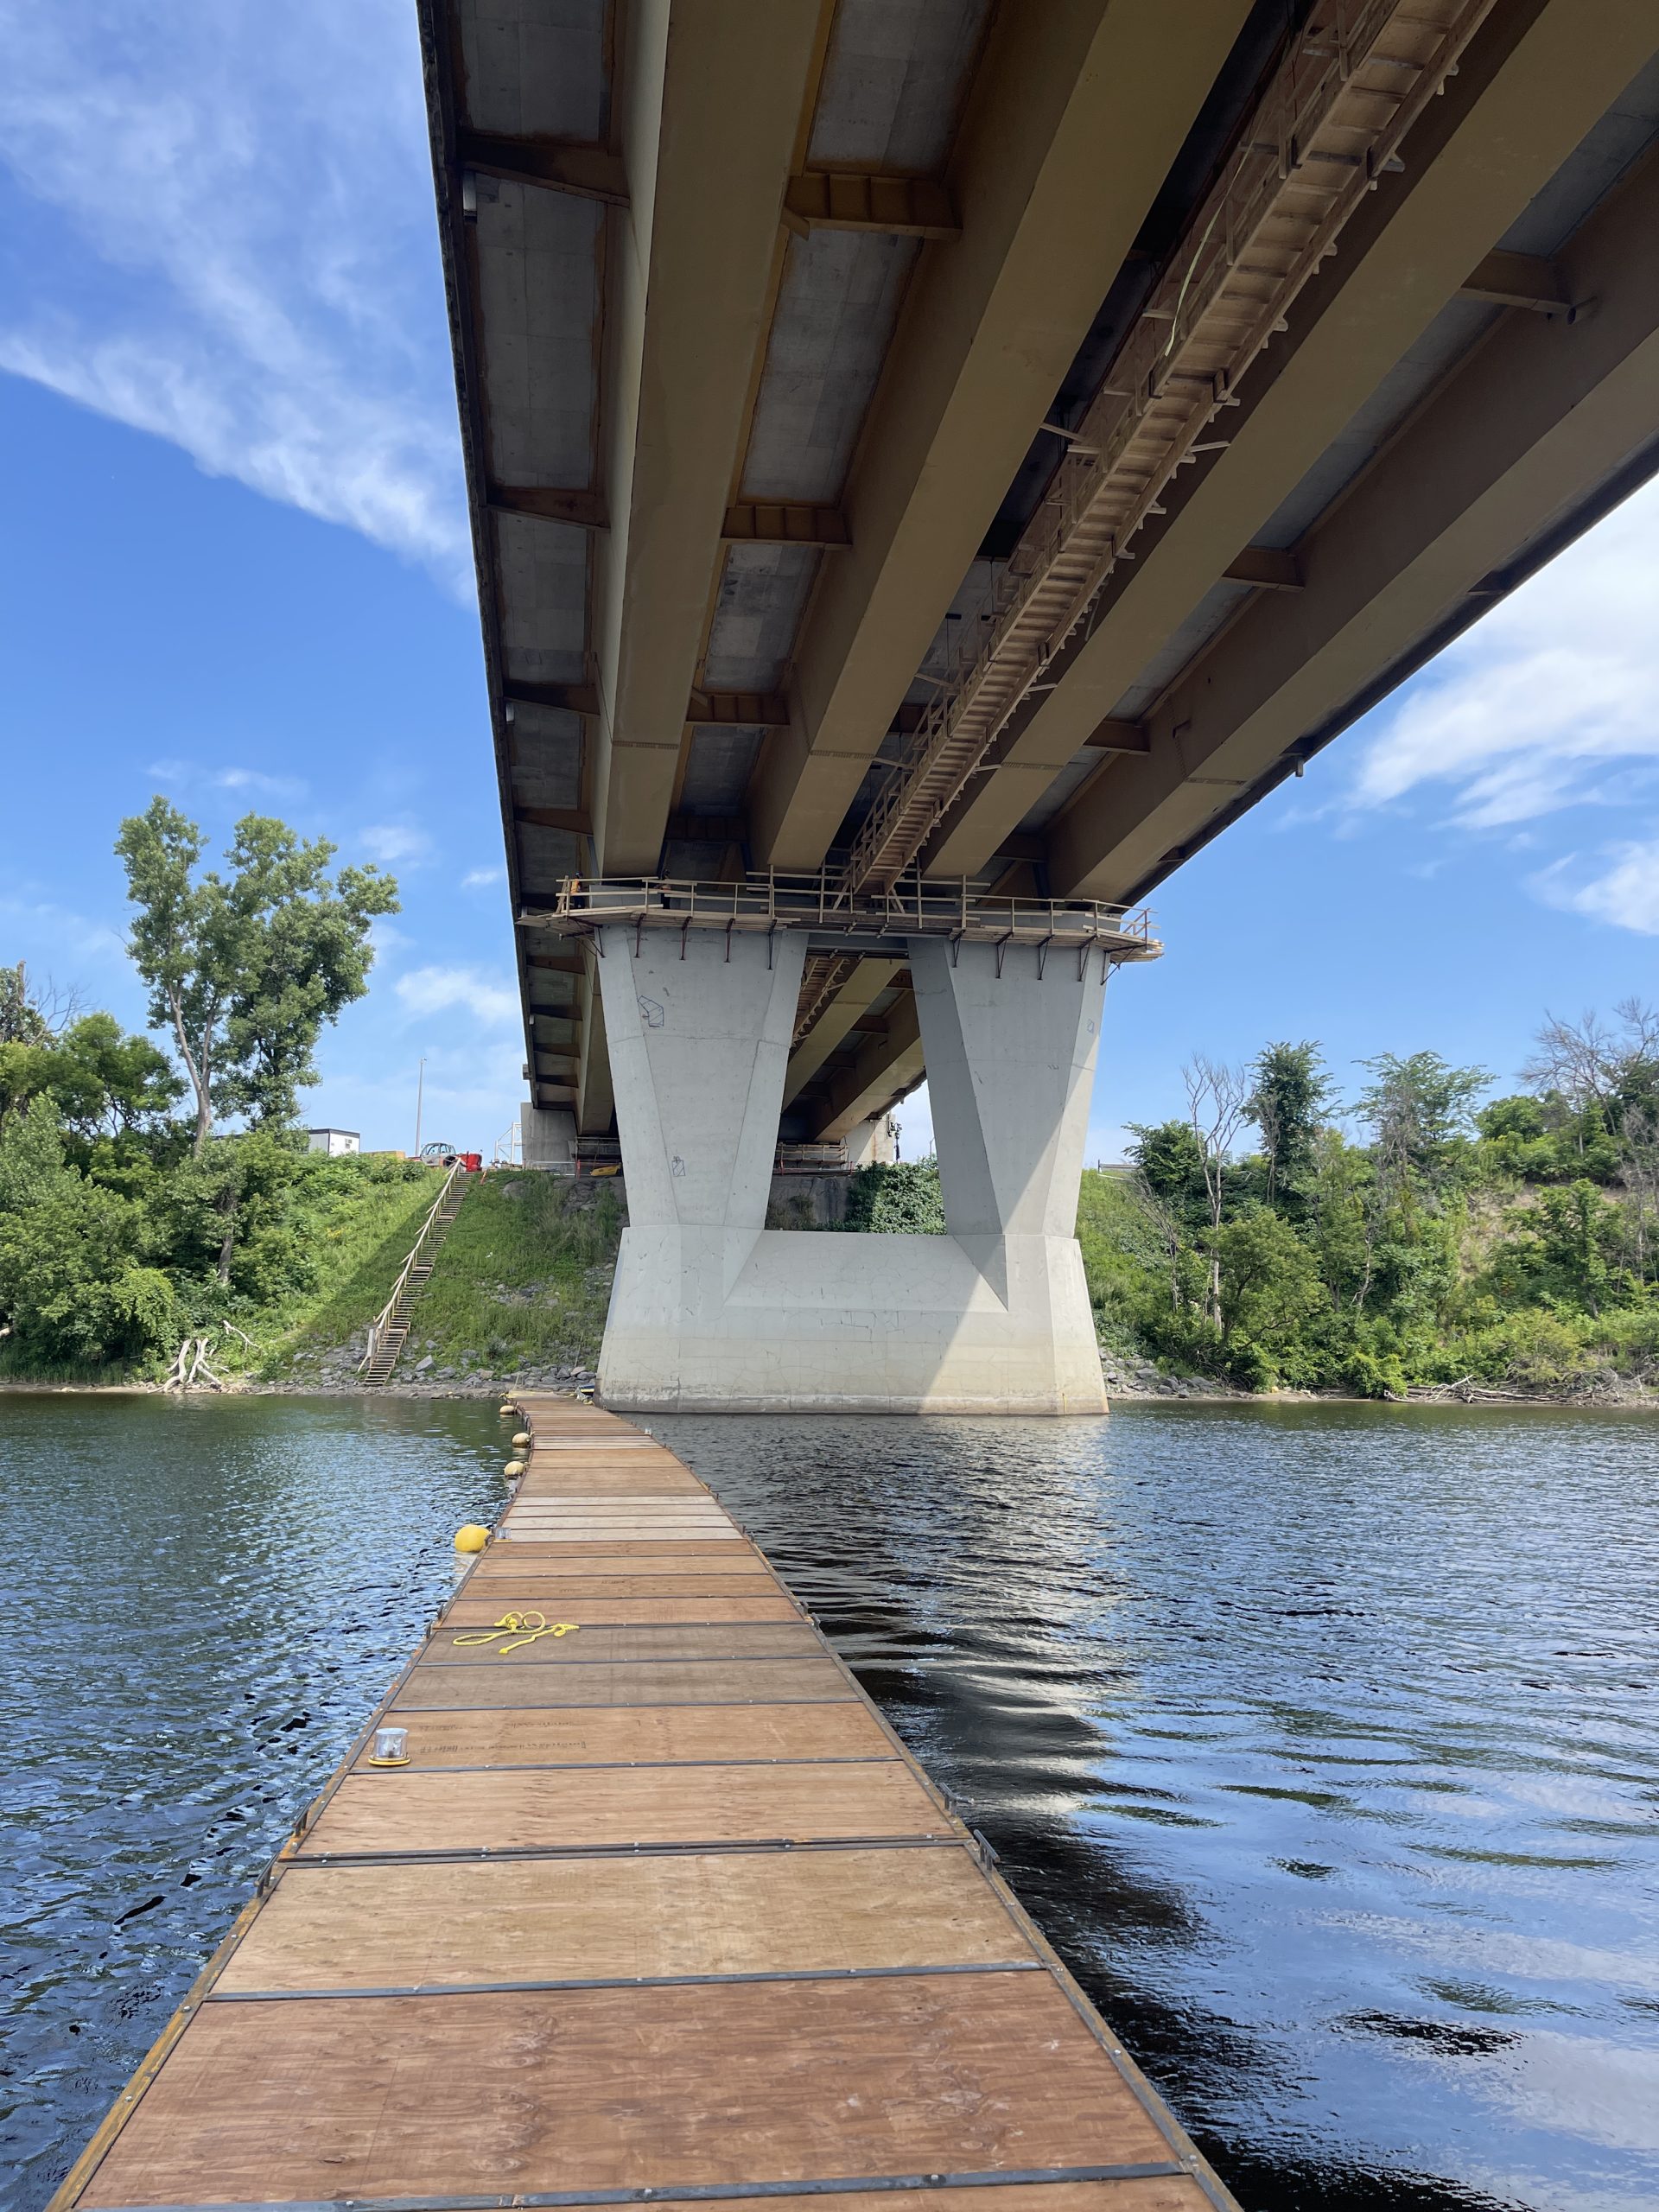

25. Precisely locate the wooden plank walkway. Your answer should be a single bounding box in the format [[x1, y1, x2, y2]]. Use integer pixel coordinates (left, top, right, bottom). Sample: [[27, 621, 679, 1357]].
[[51, 1397, 1237, 2212]]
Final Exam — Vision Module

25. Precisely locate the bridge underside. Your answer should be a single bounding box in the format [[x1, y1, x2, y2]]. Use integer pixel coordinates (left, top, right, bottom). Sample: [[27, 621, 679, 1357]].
[[423, 0, 1659, 1408]]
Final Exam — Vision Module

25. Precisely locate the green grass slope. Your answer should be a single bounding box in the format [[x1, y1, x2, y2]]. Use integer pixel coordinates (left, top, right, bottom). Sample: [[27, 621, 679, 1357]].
[[391, 1172, 624, 1382], [264, 1159, 451, 1380]]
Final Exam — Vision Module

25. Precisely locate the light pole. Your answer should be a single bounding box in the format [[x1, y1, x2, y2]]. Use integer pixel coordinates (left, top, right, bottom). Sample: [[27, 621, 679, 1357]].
[[414, 1056, 425, 1158]]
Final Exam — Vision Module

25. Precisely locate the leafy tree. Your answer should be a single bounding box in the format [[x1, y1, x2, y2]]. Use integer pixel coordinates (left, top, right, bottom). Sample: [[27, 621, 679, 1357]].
[[0, 1181, 177, 1365], [1478, 1094, 1548, 1143], [155, 1129, 312, 1289], [116, 799, 398, 1152], [0, 1013, 181, 1144], [1126, 1118, 1210, 1229], [0, 1094, 67, 1212], [0, 1098, 177, 1364], [1356, 1050, 1489, 1199], [1215, 1208, 1325, 1358], [1248, 1039, 1335, 1205]]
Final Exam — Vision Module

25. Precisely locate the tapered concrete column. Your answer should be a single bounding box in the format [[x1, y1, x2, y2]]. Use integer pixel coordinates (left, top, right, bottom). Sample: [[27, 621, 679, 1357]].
[[908, 938, 1106, 1410], [910, 938, 1101, 1237], [595, 925, 806, 1230], [596, 925, 808, 1408]]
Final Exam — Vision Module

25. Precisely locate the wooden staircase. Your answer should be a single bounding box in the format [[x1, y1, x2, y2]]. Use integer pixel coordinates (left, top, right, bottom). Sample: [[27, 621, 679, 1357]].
[[359, 1165, 467, 1386]]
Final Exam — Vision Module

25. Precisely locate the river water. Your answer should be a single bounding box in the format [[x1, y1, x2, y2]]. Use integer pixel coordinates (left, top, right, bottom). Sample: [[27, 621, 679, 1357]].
[[2, 1395, 1656, 2212]]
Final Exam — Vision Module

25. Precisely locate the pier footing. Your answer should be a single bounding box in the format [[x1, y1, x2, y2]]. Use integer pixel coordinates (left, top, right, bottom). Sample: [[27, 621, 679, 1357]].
[[596, 929, 1108, 1414]]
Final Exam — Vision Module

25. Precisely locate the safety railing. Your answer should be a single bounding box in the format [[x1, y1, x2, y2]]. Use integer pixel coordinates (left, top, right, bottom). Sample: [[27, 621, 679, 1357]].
[[358, 1161, 462, 1375], [527, 873, 1160, 957]]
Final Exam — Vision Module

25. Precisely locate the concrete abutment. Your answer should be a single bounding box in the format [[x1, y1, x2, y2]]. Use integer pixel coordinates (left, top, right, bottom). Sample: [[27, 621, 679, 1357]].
[[594, 927, 1106, 1414]]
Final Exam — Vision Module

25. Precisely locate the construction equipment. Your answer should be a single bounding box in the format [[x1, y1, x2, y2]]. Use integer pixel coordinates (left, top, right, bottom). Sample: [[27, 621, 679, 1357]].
[[419, 1140, 483, 1172]]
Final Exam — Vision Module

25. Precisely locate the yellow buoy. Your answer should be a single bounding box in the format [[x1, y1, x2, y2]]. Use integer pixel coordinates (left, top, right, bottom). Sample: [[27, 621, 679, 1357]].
[[454, 1523, 490, 1554], [498, 1403, 516, 1418], [512, 1432, 531, 1447], [504, 1459, 526, 1478]]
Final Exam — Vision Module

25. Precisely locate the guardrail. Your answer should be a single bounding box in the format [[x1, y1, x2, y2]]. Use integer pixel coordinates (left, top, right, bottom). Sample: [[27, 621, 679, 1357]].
[[358, 1161, 462, 1376], [524, 872, 1160, 960]]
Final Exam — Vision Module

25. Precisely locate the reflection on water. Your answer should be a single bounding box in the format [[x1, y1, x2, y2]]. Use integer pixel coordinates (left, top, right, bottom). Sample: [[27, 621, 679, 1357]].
[[3, 1394, 1655, 2212], [0, 1392, 505, 2212], [650, 1402, 1659, 2212]]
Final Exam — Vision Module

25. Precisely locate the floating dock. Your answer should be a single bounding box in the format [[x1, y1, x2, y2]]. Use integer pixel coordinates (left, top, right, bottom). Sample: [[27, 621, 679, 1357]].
[[52, 1398, 1236, 2212]]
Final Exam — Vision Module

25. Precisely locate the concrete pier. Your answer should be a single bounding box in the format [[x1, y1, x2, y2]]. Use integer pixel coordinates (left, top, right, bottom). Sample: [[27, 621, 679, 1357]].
[[596, 927, 1107, 1414]]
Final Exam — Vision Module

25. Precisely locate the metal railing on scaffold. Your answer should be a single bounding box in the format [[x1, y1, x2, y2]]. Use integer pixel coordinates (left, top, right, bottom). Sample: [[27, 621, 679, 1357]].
[[526, 873, 1160, 960]]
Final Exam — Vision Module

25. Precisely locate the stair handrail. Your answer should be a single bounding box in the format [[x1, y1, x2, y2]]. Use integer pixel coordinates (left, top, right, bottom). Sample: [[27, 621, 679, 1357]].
[[359, 1160, 463, 1374]]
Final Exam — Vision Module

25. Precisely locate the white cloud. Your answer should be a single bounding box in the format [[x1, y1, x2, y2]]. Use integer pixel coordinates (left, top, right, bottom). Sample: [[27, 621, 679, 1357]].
[[1531, 841, 1659, 935], [147, 758, 308, 801], [212, 766, 307, 799], [1350, 479, 1659, 830], [0, 0, 468, 588], [394, 964, 519, 1027], [461, 866, 504, 890], [359, 823, 433, 867], [0, 895, 126, 966]]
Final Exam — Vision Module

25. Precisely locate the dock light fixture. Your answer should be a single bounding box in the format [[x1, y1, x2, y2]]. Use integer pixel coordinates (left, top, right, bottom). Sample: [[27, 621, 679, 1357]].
[[368, 1726, 410, 1768]]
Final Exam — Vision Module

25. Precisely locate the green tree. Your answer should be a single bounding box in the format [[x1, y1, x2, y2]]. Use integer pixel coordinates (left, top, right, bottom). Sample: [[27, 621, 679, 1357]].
[[0, 1013, 181, 1144], [0, 1097, 177, 1365], [155, 1129, 311, 1289], [1126, 1118, 1210, 1228], [1215, 1209, 1325, 1353], [116, 799, 399, 1151], [1357, 1050, 1489, 1199], [0, 1093, 67, 1212], [1248, 1039, 1335, 1206]]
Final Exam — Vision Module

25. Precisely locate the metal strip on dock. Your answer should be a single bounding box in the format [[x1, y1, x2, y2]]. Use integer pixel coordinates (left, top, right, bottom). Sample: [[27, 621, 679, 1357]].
[[48, 1397, 1238, 2212]]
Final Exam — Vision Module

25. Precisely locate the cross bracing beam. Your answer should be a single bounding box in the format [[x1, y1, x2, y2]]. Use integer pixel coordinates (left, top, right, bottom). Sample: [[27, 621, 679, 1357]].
[[913, 0, 1659, 886], [782, 172, 960, 241], [744, 0, 1255, 874], [455, 130, 630, 206], [1043, 136, 1659, 901], [1459, 246, 1573, 313], [488, 486, 607, 527], [721, 503, 850, 549]]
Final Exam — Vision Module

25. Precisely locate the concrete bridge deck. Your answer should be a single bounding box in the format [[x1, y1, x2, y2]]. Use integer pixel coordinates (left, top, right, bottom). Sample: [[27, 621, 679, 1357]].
[[50, 1399, 1234, 2212]]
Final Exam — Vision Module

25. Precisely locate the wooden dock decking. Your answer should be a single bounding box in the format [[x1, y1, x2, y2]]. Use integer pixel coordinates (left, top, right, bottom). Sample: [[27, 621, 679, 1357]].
[[51, 1398, 1236, 2212]]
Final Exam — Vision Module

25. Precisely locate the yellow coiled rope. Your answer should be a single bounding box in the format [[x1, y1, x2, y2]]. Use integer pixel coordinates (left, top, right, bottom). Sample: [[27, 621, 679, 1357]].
[[452, 1610, 580, 1655]]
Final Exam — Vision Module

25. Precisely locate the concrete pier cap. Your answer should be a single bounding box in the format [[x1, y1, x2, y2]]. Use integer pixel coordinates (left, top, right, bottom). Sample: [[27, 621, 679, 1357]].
[[594, 922, 1112, 1414]]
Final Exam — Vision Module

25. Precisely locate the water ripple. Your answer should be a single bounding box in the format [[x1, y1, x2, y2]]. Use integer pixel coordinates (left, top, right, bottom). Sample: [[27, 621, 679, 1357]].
[[651, 1402, 1659, 2212], [0, 1392, 505, 2212]]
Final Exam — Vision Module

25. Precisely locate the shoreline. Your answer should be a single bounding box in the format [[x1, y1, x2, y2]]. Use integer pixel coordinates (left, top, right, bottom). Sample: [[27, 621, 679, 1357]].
[[2, 1376, 1653, 1410]]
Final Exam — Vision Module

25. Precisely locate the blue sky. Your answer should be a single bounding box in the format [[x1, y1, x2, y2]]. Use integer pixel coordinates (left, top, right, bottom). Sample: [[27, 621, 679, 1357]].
[[3, 3, 1656, 1161]]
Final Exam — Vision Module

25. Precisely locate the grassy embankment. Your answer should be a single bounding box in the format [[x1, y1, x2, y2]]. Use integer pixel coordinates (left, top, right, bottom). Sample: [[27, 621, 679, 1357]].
[[388, 1171, 622, 1380]]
